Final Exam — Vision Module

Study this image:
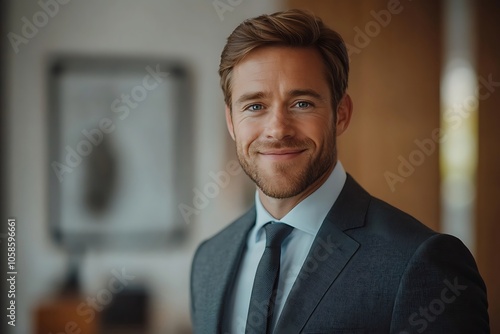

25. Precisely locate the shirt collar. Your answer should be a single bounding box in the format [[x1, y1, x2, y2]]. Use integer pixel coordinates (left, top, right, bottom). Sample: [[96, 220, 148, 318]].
[[253, 161, 347, 242]]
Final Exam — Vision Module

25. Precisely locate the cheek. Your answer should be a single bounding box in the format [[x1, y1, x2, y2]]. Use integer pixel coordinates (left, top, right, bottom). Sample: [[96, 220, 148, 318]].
[[234, 122, 260, 148], [298, 119, 335, 144]]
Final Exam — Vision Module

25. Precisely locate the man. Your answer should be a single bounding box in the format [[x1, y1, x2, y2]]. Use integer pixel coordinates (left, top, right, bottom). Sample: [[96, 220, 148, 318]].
[[191, 9, 489, 334]]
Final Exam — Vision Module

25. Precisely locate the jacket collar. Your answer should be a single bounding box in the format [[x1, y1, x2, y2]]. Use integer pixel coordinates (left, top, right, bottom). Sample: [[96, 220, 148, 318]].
[[274, 174, 370, 333]]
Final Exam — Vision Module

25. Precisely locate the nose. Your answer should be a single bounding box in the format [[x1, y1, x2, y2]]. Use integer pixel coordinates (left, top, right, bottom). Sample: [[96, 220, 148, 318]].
[[265, 107, 295, 140]]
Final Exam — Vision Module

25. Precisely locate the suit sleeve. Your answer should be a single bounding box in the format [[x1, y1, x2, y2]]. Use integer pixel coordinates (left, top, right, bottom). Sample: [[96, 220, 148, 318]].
[[190, 239, 207, 327], [390, 234, 489, 333]]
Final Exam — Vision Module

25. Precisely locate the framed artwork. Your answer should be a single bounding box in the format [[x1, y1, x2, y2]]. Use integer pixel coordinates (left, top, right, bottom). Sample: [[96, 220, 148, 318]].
[[48, 56, 192, 250]]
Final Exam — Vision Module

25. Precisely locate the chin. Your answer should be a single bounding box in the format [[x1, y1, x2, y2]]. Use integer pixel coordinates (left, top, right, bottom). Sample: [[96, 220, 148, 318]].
[[258, 186, 304, 199], [256, 173, 308, 199]]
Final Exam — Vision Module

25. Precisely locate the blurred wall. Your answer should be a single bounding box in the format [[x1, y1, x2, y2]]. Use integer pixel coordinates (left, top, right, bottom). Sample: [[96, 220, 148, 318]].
[[4, 1, 282, 333]]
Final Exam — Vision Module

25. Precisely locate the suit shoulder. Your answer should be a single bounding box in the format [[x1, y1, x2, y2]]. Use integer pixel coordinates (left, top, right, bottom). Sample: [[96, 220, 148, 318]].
[[354, 193, 479, 273], [341, 175, 434, 240], [361, 196, 437, 246], [392, 233, 489, 332]]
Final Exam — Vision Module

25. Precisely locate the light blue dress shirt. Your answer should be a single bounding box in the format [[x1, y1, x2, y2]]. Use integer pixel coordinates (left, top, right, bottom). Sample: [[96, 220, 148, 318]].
[[224, 161, 347, 333]]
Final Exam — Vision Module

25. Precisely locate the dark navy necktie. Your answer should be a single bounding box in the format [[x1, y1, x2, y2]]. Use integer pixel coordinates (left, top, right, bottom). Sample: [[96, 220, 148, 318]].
[[246, 222, 293, 334]]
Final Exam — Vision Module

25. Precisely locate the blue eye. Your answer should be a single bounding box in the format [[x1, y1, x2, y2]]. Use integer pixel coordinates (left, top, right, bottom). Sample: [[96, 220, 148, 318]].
[[246, 104, 264, 111], [295, 101, 311, 109]]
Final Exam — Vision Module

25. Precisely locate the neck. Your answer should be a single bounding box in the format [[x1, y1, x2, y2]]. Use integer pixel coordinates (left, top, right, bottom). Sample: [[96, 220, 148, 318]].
[[258, 162, 336, 220]]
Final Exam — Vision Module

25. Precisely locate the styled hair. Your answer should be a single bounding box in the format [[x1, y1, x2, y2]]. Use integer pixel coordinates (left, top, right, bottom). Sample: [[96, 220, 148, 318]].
[[219, 9, 349, 111]]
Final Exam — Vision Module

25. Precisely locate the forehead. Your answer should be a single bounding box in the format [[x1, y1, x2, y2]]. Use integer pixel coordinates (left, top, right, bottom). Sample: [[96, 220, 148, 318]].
[[231, 46, 330, 100]]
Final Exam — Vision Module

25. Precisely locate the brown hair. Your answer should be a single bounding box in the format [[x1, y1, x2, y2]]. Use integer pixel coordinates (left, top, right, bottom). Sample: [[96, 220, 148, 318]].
[[219, 9, 349, 111]]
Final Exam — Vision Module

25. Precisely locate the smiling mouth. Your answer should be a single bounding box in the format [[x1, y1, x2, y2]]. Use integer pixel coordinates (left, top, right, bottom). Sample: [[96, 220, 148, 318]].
[[259, 149, 306, 161]]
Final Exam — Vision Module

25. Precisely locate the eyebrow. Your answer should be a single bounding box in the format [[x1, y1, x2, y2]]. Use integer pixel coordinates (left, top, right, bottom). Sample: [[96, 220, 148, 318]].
[[234, 91, 270, 106], [288, 89, 326, 102], [234, 89, 326, 106]]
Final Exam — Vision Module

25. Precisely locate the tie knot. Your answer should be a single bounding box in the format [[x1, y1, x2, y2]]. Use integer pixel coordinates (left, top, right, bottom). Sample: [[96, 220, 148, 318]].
[[263, 222, 293, 248]]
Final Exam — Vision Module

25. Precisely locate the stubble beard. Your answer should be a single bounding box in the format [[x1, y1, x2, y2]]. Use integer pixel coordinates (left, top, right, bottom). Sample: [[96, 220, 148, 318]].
[[235, 134, 337, 199]]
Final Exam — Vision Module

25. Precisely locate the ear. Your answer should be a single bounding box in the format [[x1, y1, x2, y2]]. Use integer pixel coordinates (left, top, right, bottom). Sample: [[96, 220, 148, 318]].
[[336, 94, 353, 136], [225, 104, 235, 141]]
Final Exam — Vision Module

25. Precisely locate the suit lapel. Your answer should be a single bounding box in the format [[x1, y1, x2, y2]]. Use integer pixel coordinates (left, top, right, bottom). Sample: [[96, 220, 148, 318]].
[[274, 175, 371, 333], [201, 207, 256, 332]]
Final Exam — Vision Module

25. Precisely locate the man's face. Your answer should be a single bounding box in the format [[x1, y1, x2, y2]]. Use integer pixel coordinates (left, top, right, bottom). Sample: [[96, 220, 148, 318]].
[[226, 46, 349, 199]]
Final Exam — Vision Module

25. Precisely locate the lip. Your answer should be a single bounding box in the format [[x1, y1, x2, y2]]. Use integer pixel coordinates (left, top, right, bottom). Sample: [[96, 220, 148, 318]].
[[259, 149, 306, 161]]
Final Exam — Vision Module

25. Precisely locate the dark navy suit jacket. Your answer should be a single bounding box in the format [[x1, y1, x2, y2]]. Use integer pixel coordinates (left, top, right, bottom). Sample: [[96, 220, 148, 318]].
[[191, 175, 489, 333]]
